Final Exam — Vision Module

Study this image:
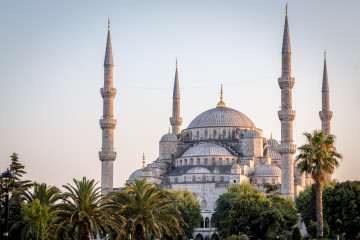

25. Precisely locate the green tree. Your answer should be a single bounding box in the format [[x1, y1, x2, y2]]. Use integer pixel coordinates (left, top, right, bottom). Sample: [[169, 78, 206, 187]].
[[11, 183, 62, 239], [296, 130, 342, 239], [264, 183, 280, 195], [56, 177, 121, 240], [0, 153, 32, 239], [213, 182, 297, 239], [291, 226, 302, 240], [226, 233, 249, 240], [111, 178, 184, 240], [168, 189, 201, 239]]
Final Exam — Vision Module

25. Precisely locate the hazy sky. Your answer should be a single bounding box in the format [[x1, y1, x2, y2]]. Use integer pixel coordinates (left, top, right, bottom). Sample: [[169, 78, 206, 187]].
[[0, 1, 359, 188]]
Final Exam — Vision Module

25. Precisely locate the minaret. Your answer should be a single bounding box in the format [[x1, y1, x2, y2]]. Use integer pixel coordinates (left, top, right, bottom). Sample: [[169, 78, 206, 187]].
[[170, 59, 183, 134], [319, 50, 333, 136], [278, 5, 296, 198], [319, 50, 333, 180], [99, 19, 117, 195]]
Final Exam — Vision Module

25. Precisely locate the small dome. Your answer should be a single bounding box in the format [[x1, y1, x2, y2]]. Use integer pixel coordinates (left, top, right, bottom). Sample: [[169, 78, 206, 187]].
[[160, 132, 178, 142], [128, 169, 144, 180], [182, 143, 233, 157], [244, 129, 261, 138], [267, 138, 279, 147], [187, 107, 255, 129], [253, 164, 281, 177], [186, 167, 211, 174], [264, 146, 281, 159]]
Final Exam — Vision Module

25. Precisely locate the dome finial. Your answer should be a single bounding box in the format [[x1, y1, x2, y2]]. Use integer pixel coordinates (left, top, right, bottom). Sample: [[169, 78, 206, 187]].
[[108, 17, 110, 30], [216, 84, 227, 108], [324, 49, 326, 60], [176, 57, 178, 68], [168, 127, 171, 134], [142, 152, 145, 168], [270, 132, 273, 139], [285, 2, 288, 16]]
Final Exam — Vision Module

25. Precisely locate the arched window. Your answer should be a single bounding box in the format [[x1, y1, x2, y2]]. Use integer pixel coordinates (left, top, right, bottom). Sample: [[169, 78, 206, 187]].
[[186, 134, 190, 141], [226, 158, 230, 164], [219, 158, 222, 165], [191, 158, 194, 165], [202, 175, 206, 181], [220, 176, 224, 182], [175, 177, 178, 183], [272, 178, 276, 184], [196, 131, 200, 140], [210, 217, 216, 228], [262, 178, 266, 185], [180, 160, 182, 165], [184, 176, 187, 182], [212, 176, 215, 182], [205, 130, 208, 139], [223, 130, 226, 139], [197, 158, 201, 165], [184, 159, 187, 165], [204, 158, 208, 164], [205, 217, 210, 228], [192, 175, 196, 182], [213, 130, 217, 139], [212, 158, 216, 165]]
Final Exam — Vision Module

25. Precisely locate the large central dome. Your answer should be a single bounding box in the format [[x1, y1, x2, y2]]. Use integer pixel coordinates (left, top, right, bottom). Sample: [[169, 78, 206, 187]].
[[187, 107, 255, 129]]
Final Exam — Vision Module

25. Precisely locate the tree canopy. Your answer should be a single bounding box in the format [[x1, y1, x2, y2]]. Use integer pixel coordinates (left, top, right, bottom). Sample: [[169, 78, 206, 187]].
[[213, 182, 298, 239]]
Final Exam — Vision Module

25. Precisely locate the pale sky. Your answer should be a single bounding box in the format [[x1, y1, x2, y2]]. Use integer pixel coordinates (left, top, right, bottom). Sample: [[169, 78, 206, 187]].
[[0, 1, 359, 189]]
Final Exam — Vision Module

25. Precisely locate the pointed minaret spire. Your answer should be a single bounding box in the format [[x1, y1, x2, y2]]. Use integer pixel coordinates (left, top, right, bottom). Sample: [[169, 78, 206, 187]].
[[278, 5, 298, 198], [142, 153, 145, 169], [104, 18, 114, 67], [99, 20, 117, 195], [216, 84, 227, 108], [319, 49, 333, 137], [170, 58, 183, 134]]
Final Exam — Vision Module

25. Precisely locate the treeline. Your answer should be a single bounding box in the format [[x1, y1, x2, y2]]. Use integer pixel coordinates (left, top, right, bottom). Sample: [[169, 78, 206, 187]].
[[0, 153, 201, 240]]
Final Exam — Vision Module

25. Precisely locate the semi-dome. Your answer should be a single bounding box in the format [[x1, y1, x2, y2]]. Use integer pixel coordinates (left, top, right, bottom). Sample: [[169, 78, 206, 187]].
[[128, 169, 144, 180], [244, 129, 261, 138], [267, 138, 279, 147], [187, 107, 255, 129], [264, 146, 281, 159], [182, 143, 233, 157], [253, 164, 281, 177], [160, 132, 178, 142]]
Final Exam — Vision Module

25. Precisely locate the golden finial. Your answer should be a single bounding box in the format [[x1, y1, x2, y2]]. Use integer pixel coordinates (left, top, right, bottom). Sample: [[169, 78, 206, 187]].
[[108, 18, 110, 30], [168, 127, 171, 134], [216, 84, 227, 108], [142, 152, 145, 169], [324, 49, 326, 60], [266, 148, 270, 158], [285, 3, 288, 16], [270, 133, 273, 139], [176, 58, 178, 68]]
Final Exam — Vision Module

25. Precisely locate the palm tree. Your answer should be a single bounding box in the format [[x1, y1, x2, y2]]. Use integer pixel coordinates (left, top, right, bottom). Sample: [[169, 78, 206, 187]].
[[111, 178, 184, 240], [11, 183, 61, 240], [296, 130, 342, 239], [23, 183, 62, 206], [56, 177, 122, 240]]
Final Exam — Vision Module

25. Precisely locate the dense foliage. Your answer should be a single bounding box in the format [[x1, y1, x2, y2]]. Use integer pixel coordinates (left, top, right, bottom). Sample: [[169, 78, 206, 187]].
[[291, 226, 302, 240], [213, 182, 298, 239], [296, 181, 360, 239], [296, 130, 342, 238], [168, 189, 202, 239]]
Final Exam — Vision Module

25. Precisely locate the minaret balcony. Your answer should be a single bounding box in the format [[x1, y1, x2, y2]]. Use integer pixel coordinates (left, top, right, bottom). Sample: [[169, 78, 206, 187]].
[[278, 143, 297, 154], [101, 87, 117, 98], [99, 151, 117, 161], [278, 110, 296, 121], [99, 118, 117, 129], [319, 111, 333, 121], [278, 76, 295, 89], [170, 116, 183, 126]]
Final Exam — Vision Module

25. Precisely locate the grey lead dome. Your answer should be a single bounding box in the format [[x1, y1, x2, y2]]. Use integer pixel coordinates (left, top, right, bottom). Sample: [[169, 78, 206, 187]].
[[182, 143, 233, 157], [187, 107, 255, 129], [252, 164, 281, 177]]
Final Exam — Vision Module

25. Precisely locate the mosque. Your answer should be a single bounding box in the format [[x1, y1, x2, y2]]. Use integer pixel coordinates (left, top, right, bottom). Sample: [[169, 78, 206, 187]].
[[98, 7, 332, 240]]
